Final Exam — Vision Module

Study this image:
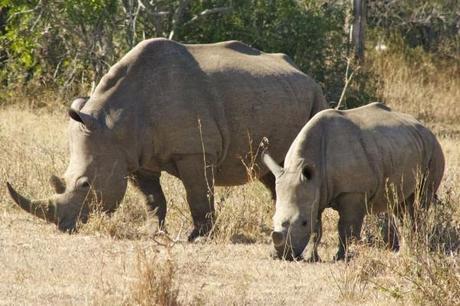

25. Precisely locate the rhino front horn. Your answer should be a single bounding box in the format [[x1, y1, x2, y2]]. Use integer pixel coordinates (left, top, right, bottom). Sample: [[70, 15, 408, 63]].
[[6, 182, 58, 223], [271, 231, 286, 247]]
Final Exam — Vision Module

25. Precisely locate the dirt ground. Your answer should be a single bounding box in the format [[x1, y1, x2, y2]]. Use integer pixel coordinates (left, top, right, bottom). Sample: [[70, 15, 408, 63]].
[[0, 204, 395, 305], [0, 106, 458, 305]]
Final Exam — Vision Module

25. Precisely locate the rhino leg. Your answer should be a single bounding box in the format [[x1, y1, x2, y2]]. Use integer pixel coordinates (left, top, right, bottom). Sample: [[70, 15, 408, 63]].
[[379, 213, 400, 251], [259, 172, 276, 201], [335, 193, 366, 261], [396, 192, 424, 233], [130, 170, 167, 228], [304, 213, 323, 262], [176, 154, 216, 242]]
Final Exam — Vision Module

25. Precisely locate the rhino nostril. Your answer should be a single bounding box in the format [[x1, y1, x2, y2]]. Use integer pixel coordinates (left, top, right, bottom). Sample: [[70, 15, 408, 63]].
[[271, 231, 286, 247]]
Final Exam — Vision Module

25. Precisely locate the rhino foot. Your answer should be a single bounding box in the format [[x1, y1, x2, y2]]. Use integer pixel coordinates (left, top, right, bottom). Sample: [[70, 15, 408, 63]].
[[304, 253, 321, 263], [303, 235, 321, 263], [187, 222, 213, 242], [333, 251, 354, 262]]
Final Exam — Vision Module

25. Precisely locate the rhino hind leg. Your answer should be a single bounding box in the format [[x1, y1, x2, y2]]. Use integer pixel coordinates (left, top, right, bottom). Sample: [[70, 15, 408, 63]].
[[335, 193, 366, 261], [130, 170, 167, 229], [259, 172, 276, 202], [175, 154, 216, 242], [379, 213, 400, 251]]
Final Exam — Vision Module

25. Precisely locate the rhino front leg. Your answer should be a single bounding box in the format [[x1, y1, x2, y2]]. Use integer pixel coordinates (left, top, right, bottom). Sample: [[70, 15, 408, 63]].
[[176, 154, 216, 242], [130, 170, 167, 228], [335, 193, 366, 261], [303, 213, 323, 262]]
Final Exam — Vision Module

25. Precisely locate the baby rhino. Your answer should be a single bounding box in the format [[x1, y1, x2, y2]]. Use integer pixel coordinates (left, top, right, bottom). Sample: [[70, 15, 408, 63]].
[[263, 102, 445, 261]]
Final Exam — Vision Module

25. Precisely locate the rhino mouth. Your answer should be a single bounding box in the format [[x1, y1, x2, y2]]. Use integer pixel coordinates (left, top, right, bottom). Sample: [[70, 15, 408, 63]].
[[270, 245, 304, 261], [57, 216, 77, 232]]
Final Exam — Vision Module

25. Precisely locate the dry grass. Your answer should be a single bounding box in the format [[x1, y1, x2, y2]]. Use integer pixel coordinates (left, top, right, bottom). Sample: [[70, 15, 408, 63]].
[[370, 48, 460, 125], [130, 247, 180, 306], [0, 50, 459, 305]]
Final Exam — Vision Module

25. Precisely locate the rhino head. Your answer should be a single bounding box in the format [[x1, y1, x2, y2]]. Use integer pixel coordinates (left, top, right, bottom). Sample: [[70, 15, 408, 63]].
[[7, 97, 129, 232], [263, 150, 320, 260]]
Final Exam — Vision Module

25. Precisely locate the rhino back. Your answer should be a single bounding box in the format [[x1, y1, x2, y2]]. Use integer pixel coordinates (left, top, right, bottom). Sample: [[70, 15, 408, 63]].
[[186, 41, 325, 184], [286, 103, 442, 212], [84, 39, 326, 185], [326, 103, 441, 211]]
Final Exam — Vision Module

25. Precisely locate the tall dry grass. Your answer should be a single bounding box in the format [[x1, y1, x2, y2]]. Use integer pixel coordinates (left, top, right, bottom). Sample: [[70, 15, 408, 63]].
[[370, 48, 460, 125], [130, 247, 181, 306], [333, 187, 460, 305]]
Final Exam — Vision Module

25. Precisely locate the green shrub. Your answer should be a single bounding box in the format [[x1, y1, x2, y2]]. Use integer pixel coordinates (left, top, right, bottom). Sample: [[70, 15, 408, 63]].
[[0, 0, 376, 106]]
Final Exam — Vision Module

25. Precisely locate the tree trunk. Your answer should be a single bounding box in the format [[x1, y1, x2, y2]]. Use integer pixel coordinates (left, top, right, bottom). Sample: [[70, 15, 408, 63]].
[[352, 0, 366, 63]]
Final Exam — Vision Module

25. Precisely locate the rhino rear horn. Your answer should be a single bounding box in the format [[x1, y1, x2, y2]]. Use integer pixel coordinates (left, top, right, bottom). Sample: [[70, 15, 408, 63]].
[[6, 182, 58, 224]]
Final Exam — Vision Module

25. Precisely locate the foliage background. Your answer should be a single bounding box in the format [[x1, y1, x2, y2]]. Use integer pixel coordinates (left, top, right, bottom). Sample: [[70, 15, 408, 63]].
[[0, 0, 458, 107]]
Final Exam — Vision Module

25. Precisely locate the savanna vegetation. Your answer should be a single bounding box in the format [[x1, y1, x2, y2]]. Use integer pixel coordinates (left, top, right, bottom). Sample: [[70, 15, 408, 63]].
[[0, 0, 459, 305]]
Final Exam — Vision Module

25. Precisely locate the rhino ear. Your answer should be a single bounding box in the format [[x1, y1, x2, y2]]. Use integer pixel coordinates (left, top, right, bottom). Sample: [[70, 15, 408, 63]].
[[70, 97, 89, 111], [68, 109, 100, 131]]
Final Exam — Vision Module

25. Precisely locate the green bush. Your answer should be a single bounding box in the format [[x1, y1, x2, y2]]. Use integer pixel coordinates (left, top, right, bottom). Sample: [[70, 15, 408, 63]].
[[0, 0, 373, 106]]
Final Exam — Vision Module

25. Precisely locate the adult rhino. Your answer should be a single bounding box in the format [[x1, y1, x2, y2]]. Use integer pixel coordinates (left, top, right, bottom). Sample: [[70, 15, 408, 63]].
[[7, 38, 327, 240], [263, 102, 444, 261]]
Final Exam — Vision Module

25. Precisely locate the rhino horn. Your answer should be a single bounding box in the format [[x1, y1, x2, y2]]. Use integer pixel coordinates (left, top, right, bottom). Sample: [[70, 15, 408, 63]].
[[262, 151, 283, 177], [271, 230, 286, 247], [6, 182, 58, 224]]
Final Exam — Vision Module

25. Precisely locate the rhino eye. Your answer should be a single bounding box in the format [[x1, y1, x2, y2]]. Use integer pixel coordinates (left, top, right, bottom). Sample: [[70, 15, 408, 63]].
[[281, 221, 290, 228], [302, 220, 308, 227]]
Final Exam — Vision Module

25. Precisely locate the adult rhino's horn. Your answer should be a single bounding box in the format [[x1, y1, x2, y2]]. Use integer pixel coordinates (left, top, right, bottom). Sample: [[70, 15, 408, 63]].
[[262, 151, 283, 177], [6, 182, 58, 223]]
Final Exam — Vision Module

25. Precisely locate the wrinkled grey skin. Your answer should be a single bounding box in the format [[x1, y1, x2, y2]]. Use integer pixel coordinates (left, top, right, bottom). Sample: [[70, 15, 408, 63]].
[[7, 38, 327, 239], [263, 103, 445, 261]]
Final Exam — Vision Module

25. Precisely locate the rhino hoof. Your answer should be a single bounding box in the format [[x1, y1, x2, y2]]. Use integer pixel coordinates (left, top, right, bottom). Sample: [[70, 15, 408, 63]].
[[304, 254, 321, 263], [187, 223, 213, 242], [333, 251, 354, 262]]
